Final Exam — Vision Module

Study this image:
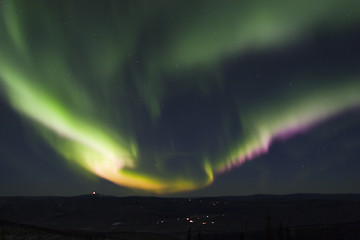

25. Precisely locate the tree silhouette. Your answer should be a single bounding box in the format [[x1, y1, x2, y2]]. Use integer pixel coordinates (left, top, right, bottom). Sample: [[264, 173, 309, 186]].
[[197, 230, 203, 240], [240, 231, 245, 240], [285, 227, 291, 240], [278, 222, 284, 240], [187, 226, 192, 240], [0, 228, 4, 240], [266, 213, 273, 240]]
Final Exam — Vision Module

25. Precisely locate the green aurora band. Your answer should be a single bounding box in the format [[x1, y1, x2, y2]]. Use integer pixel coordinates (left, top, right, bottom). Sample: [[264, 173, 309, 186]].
[[1, 0, 360, 193]]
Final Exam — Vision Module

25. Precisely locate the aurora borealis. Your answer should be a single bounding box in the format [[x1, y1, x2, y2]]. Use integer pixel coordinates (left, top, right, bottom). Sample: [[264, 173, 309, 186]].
[[1, 0, 360, 196]]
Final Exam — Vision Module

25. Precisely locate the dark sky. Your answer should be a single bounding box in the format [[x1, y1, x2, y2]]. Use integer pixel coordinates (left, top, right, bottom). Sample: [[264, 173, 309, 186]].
[[0, 0, 360, 197]]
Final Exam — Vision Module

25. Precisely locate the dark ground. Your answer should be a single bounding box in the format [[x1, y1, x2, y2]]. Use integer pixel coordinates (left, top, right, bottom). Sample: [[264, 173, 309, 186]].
[[1, 194, 360, 239]]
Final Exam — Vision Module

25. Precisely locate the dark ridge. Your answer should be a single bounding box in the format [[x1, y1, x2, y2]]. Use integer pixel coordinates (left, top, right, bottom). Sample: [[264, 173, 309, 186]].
[[1, 193, 360, 240]]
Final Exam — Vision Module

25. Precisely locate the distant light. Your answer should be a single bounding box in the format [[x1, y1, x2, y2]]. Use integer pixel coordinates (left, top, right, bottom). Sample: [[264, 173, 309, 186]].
[[202, 222, 206, 225], [189, 220, 194, 223], [92, 191, 96, 195]]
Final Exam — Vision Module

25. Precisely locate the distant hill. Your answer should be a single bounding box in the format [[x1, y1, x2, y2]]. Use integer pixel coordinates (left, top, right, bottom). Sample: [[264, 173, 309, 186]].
[[1, 193, 360, 240]]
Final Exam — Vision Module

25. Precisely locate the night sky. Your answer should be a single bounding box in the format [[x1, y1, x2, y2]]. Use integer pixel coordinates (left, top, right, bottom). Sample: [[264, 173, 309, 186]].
[[1, 0, 360, 197]]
